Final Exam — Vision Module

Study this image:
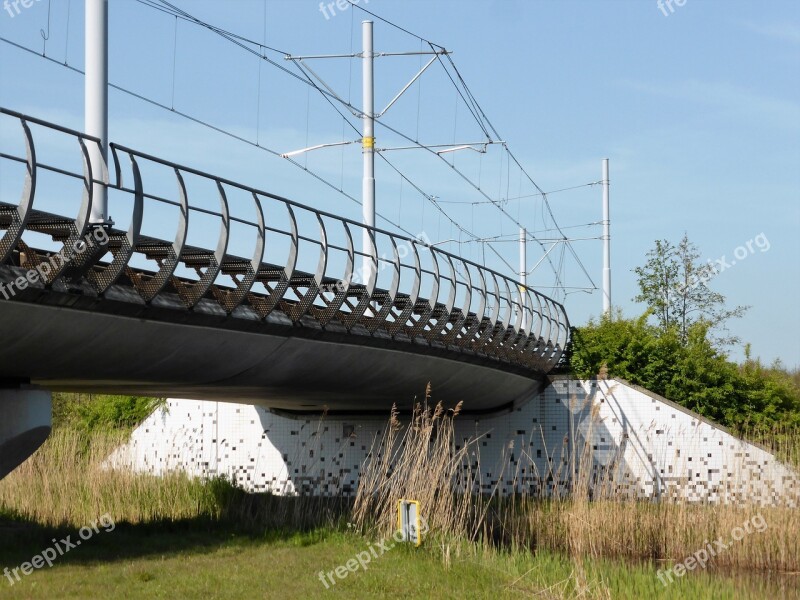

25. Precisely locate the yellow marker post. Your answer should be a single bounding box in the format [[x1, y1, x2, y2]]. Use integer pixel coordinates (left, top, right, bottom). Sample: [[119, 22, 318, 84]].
[[397, 499, 422, 546]]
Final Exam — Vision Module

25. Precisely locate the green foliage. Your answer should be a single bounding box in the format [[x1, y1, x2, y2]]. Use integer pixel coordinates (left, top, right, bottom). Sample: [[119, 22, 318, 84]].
[[568, 309, 682, 392], [581, 232, 800, 434], [569, 312, 800, 435], [52, 393, 162, 432], [633, 234, 748, 345], [735, 351, 800, 431]]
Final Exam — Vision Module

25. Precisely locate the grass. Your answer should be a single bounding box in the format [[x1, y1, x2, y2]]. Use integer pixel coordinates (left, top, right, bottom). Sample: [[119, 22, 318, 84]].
[[0, 522, 794, 599], [0, 393, 798, 598], [0, 427, 347, 531]]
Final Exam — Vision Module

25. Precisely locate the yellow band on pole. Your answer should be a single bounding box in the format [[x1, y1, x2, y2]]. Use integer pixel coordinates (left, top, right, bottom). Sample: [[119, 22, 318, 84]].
[[362, 136, 375, 149]]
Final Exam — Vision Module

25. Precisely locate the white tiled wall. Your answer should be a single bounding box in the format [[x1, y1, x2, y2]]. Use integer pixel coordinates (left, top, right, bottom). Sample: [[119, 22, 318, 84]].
[[108, 379, 799, 506]]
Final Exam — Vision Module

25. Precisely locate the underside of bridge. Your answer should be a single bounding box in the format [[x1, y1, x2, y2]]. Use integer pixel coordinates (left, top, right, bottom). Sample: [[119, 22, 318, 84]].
[[0, 265, 546, 414]]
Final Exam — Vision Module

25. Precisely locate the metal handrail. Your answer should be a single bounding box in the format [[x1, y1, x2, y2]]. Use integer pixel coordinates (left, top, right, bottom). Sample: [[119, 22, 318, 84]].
[[0, 108, 570, 372]]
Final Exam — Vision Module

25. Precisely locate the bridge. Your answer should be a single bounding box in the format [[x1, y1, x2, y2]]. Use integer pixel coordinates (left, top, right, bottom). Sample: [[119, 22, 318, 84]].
[[0, 1, 578, 481], [0, 108, 570, 417]]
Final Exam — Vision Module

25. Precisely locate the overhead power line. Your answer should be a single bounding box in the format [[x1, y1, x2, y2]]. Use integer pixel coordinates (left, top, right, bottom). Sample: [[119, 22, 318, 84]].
[[135, 0, 578, 285], [0, 33, 419, 240], [5, 0, 601, 298]]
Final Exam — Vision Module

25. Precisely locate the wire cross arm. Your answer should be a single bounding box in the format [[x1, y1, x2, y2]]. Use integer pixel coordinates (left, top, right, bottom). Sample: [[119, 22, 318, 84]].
[[376, 141, 503, 153], [280, 140, 360, 159], [284, 49, 449, 120], [283, 50, 451, 60]]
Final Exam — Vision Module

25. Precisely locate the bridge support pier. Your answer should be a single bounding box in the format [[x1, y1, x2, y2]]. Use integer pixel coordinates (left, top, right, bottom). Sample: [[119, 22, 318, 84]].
[[0, 387, 51, 480]]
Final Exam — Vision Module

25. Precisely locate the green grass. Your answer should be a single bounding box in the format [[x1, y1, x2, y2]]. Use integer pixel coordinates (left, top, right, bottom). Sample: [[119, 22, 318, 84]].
[[0, 520, 795, 599], [51, 392, 163, 433], [1, 402, 797, 599]]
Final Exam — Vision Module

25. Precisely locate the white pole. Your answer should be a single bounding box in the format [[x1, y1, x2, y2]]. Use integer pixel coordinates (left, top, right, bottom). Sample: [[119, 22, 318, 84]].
[[361, 20, 375, 284], [519, 226, 527, 331], [602, 158, 611, 315], [86, 0, 109, 225]]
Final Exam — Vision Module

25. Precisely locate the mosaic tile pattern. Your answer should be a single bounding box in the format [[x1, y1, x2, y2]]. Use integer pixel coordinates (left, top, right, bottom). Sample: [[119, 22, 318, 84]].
[[108, 379, 799, 506]]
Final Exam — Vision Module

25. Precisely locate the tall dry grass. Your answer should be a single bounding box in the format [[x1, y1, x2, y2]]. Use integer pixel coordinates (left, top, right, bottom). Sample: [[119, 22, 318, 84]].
[[0, 427, 348, 531], [352, 389, 800, 574]]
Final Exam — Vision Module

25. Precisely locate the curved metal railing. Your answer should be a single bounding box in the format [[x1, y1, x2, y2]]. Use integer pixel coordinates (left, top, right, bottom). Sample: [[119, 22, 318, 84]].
[[0, 107, 570, 372]]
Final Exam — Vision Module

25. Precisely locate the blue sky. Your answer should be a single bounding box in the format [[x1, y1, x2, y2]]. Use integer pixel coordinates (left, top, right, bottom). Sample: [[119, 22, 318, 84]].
[[1, 0, 798, 366]]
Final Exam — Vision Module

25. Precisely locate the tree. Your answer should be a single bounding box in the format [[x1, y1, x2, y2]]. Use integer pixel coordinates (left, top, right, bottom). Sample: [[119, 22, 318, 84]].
[[633, 233, 747, 344]]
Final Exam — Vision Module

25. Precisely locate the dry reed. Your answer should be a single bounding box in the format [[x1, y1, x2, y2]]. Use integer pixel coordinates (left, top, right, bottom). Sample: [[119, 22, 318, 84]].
[[352, 390, 800, 574]]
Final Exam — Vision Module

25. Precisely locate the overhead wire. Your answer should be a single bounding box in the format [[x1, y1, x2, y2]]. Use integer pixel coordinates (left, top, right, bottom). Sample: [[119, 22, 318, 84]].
[[0, 33, 419, 240], [147, 0, 594, 290], [287, 57, 484, 243], [135, 2, 551, 253], [145, 0, 482, 245], [9, 0, 599, 293]]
